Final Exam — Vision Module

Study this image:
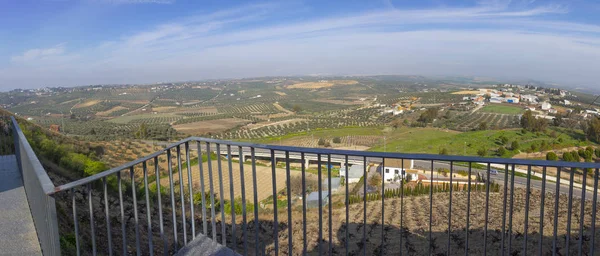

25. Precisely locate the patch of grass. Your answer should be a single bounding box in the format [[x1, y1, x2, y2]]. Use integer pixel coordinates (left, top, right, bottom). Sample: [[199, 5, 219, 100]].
[[480, 104, 524, 114]]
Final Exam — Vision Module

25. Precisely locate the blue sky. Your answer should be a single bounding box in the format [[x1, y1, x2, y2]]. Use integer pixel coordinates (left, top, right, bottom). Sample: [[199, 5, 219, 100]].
[[2, 0, 600, 90]]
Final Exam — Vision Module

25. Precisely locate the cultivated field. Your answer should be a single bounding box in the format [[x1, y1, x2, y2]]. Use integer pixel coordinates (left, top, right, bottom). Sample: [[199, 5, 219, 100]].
[[173, 118, 250, 135], [211, 188, 600, 255], [96, 106, 128, 116], [287, 80, 358, 89], [451, 90, 481, 95], [73, 99, 102, 108], [480, 104, 525, 114]]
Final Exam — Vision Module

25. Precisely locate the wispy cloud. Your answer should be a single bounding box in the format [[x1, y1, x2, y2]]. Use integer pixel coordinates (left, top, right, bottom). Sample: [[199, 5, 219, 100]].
[[10, 43, 67, 63], [2, 0, 600, 89]]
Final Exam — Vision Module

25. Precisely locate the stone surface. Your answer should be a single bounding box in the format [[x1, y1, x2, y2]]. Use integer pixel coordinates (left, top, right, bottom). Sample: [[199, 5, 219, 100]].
[[0, 155, 42, 255], [175, 233, 240, 256]]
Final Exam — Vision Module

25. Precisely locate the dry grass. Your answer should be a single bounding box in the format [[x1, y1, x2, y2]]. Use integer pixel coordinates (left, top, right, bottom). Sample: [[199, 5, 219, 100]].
[[287, 80, 358, 89], [152, 106, 178, 113], [451, 90, 481, 95], [73, 99, 102, 108], [274, 91, 287, 96], [96, 106, 128, 116]]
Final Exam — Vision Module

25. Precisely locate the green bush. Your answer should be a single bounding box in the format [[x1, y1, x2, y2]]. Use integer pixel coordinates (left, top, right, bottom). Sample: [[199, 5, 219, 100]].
[[546, 152, 558, 161]]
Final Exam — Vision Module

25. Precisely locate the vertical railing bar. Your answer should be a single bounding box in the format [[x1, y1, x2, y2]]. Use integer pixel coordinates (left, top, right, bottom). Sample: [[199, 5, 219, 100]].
[[381, 157, 385, 255], [103, 177, 113, 256], [227, 145, 236, 251], [302, 152, 308, 255], [501, 164, 509, 256], [523, 165, 531, 256], [131, 166, 141, 255], [400, 158, 404, 256], [270, 149, 279, 255], [363, 156, 367, 256], [552, 167, 561, 256], [590, 168, 598, 256], [143, 161, 154, 256], [484, 163, 491, 256], [186, 142, 195, 240], [539, 166, 546, 256], [119, 171, 128, 255], [508, 164, 516, 255], [72, 188, 81, 256], [216, 144, 226, 246], [176, 145, 187, 245], [318, 153, 323, 256], [238, 146, 248, 256], [429, 160, 434, 256], [154, 156, 167, 256], [567, 168, 575, 254], [197, 142, 208, 237], [285, 151, 293, 256], [206, 143, 217, 242], [447, 161, 453, 255], [465, 162, 472, 256], [328, 154, 333, 256], [250, 148, 259, 255], [345, 155, 350, 256], [578, 168, 587, 256], [167, 149, 179, 250], [88, 183, 96, 255]]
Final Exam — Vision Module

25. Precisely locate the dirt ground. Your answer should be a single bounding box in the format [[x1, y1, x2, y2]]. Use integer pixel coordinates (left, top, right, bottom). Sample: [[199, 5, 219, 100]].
[[96, 106, 128, 116], [73, 99, 102, 108], [173, 118, 249, 135], [451, 90, 481, 95], [161, 160, 302, 202]]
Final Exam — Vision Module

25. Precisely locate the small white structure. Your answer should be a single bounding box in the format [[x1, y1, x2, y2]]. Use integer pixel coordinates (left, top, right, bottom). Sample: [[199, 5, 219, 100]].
[[563, 100, 571, 105], [548, 108, 558, 114], [521, 95, 538, 103], [541, 102, 552, 110], [377, 159, 415, 183], [340, 165, 364, 183]]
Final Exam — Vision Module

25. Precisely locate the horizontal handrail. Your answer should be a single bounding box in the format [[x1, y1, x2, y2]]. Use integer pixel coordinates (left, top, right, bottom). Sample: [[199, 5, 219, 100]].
[[11, 116, 55, 194], [53, 136, 600, 194]]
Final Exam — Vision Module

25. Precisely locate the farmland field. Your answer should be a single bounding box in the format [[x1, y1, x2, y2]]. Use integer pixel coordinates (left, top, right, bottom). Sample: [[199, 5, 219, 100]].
[[287, 80, 358, 89], [480, 104, 524, 114], [173, 118, 250, 135]]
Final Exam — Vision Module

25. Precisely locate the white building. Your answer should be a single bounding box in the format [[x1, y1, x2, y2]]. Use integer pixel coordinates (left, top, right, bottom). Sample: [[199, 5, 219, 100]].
[[563, 100, 571, 105], [541, 102, 552, 110], [521, 95, 538, 103], [377, 159, 415, 183]]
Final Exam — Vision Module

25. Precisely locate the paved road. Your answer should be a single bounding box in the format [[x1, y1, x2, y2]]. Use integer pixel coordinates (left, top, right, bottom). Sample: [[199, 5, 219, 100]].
[[0, 155, 41, 255]]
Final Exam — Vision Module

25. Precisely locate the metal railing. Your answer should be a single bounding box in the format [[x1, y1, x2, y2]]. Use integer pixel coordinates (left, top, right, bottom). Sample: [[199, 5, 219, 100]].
[[5, 113, 600, 255], [47, 136, 600, 256], [10, 116, 61, 255]]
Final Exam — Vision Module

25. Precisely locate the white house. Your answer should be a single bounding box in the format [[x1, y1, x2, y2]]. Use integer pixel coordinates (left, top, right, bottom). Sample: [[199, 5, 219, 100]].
[[505, 97, 520, 104], [541, 102, 552, 110], [563, 100, 571, 105], [521, 95, 538, 103], [377, 159, 415, 183]]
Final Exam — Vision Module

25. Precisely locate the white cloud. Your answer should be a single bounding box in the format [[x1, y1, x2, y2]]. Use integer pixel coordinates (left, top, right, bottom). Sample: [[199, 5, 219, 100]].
[[10, 43, 66, 63], [2, 1, 600, 89]]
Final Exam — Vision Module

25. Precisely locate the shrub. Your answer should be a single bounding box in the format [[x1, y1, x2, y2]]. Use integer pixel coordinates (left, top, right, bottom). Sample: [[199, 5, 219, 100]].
[[332, 137, 341, 143], [497, 147, 507, 156], [439, 148, 449, 155], [546, 152, 558, 161], [477, 147, 487, 157], [317, 138, 325, 146], [511, 141, 520, 151]]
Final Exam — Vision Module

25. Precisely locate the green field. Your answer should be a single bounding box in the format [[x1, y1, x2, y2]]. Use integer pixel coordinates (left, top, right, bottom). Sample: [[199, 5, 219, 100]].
[[480, 104, 524, 114], [370, 128, 591, 157]]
